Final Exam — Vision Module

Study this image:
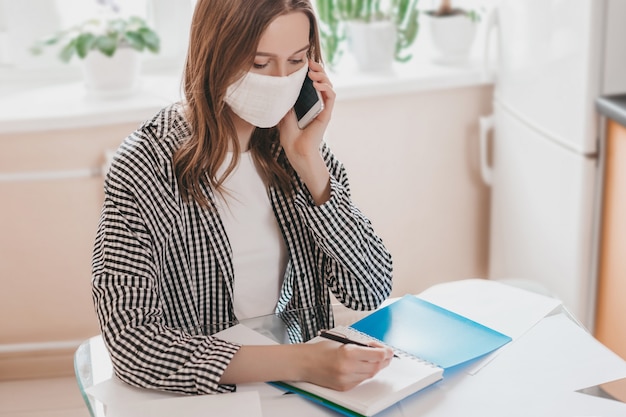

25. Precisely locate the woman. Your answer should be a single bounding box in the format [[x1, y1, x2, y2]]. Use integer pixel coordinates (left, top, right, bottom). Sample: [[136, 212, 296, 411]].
[[92, 0, 394, 395]]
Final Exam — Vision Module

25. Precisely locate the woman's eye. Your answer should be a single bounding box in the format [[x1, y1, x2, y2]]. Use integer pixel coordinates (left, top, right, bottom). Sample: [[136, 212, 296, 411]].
[[290, 59, 305, 65], [253, 62, 269, 69]]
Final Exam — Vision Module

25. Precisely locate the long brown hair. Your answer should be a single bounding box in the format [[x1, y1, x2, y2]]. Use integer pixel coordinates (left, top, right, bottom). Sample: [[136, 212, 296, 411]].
[[175, 0, 322, 206]]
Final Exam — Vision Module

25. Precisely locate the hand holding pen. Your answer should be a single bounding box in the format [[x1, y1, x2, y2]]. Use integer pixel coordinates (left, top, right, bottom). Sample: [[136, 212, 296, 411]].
[[319, 330, 399, 358]]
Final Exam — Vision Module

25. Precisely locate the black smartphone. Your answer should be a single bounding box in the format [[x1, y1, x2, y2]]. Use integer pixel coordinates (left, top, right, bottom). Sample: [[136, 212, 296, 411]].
[[294, 74, 324, 129]]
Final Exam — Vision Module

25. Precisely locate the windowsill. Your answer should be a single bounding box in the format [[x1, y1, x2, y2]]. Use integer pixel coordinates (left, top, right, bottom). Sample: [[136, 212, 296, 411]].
[[0, 57, 495, 135]]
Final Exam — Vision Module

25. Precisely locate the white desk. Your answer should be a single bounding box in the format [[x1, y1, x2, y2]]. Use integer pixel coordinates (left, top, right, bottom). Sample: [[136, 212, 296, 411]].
[[75, 279, 626, 416]]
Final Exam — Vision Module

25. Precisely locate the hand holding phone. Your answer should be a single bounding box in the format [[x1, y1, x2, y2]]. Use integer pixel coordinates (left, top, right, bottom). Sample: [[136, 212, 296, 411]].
[[294, 74, 324, 129]]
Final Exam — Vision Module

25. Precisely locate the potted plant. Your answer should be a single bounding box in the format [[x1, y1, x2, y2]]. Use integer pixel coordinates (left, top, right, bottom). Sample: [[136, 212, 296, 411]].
[[316, 0, 420, 72], [31, 7, 160, 97], [424, 0, 481, 65]]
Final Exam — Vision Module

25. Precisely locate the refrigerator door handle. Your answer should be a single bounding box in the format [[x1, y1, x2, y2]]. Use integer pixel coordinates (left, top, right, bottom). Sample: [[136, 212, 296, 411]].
[[479, 114, 494, 186]]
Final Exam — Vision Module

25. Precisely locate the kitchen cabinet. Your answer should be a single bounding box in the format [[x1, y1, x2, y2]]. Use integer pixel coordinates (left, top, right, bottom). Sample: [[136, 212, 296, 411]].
[[594, 95, 626, 360], [0, 122, 139, 379]]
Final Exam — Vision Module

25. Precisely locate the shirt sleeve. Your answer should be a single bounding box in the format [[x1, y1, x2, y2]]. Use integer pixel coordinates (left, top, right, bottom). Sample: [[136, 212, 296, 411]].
[[92, 142, 241, 395], [293, 142, 393, 311]]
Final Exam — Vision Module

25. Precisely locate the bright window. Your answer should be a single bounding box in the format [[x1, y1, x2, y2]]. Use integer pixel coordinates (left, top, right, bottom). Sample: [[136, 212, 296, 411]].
[[0, 0, 192, 84], [0, 0, 497, 87]]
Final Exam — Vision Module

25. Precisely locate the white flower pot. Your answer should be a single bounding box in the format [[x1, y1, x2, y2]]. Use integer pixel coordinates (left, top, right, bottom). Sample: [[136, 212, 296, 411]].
[[346, 20, 396, 72], [81, 48, 141, 98], [426, 13, 477, 65]]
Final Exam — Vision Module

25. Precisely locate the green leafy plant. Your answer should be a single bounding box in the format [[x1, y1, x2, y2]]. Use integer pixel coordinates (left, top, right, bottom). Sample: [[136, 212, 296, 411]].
[[31, 15, 160, 63], [315, 0, 420, 68]]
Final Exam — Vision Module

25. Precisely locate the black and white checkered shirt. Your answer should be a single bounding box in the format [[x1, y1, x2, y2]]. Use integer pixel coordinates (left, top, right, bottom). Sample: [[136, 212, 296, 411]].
[[92, 103, 393, 394]]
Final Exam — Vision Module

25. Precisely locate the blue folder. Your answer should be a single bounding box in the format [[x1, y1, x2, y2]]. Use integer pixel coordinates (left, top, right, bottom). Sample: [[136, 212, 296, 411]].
[[350, 294, 512, 370]]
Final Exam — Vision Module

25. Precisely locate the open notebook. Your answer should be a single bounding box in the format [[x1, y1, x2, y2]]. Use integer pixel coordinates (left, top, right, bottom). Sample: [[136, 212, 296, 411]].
[[271, 326, 443, 417], [214, 322, 442, 417], [270, 295, 512, 417]]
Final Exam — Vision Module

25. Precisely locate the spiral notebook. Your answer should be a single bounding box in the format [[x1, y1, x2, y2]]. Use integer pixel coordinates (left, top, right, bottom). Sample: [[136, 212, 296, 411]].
[[272, 295, 512, 417]]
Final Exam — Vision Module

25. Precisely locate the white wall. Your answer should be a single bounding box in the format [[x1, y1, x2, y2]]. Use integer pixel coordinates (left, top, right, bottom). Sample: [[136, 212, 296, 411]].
[[329, 84, 494, 296]]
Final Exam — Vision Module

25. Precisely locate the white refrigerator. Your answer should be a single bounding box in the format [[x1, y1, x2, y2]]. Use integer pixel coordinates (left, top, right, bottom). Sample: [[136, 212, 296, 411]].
[[480, 0, 626, 329]]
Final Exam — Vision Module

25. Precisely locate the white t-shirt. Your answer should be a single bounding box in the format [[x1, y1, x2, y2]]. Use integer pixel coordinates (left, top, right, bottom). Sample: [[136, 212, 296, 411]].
[[215, 151, 287, 320]]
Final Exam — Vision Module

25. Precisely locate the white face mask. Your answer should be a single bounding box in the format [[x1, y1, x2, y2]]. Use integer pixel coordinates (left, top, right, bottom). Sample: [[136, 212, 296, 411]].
[[224, 62, 309, 128]]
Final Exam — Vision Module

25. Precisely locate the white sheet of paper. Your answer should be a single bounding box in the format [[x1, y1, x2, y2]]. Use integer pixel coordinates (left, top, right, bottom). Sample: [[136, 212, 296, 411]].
[[389, 313, 626, 417], [417, 279, 564, 374], [85, 376, 184, 406], [479, 313, 626, 392], [417, 279, 562, 340], [85, 377, 263, 416], [105, 390, 263, 417]]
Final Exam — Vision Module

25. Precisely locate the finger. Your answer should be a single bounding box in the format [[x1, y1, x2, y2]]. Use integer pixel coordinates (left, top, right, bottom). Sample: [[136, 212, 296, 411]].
[[308, 61, 333, 86], [308, 59, 325, 73], [341, 344, 391, 363], [314, 78, 335, 100], [308, 70, 333, 90], [368, 342, 395, 359], [305, 63, 335, 115], [348, 354, 390, 379], [310, 83, 335, 126]]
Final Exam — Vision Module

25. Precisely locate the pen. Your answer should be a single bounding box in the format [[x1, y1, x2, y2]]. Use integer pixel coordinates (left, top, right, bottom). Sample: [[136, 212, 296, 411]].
[[318, 330, 399, 358]]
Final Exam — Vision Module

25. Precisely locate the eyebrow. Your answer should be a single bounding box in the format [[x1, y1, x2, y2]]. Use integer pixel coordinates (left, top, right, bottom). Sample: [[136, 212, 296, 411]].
[[255, 44, 310, 58]]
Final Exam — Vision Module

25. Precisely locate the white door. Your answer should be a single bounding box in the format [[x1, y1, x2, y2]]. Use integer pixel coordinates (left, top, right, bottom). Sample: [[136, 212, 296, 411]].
[[488, 103, 597, 326], [495, 0, 604, 155]]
